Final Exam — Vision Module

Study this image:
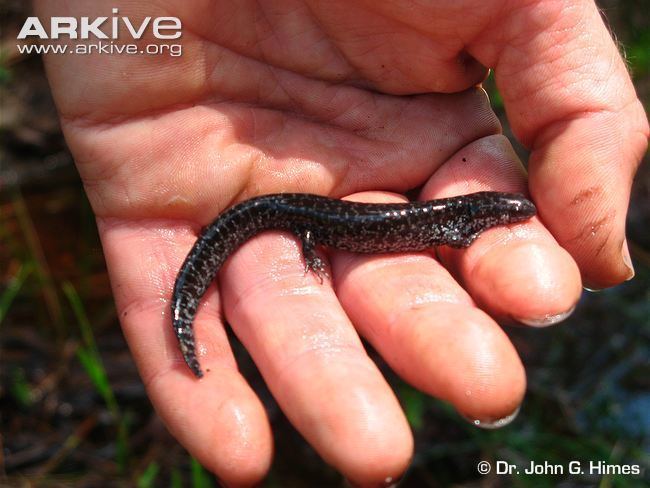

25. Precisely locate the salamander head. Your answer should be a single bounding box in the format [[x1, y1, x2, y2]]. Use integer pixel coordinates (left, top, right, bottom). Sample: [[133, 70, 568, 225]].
[[466, 191, 537, 224], [444, 191, 537, 248]]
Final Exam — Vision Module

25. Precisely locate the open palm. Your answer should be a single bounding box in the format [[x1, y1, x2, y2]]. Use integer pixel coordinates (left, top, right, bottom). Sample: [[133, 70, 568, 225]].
[[37, 0, 647, 485]]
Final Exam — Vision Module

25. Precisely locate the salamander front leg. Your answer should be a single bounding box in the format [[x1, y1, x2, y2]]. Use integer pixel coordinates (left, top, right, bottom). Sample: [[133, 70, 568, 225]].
[[294, 229, 329, 283], [445, 232, 479, 249]]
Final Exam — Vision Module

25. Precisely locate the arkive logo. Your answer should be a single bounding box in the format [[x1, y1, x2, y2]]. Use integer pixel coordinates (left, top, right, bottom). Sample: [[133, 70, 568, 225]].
[[18, 8, 182, 40]]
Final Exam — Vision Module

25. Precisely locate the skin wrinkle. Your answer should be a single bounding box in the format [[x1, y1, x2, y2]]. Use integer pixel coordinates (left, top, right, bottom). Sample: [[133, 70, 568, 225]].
[[339, 253, 440, 277], [119, 297, 172, 337], [227, 285, 350, 350], [253, 2, 286, 52], [64, 53, 211, 122], [293, 82, 378, 130], [311, 4, 469, 93], [256, 2, 352, 81], [223, 253, 318, 319], [256, 3, 334, 71], [528, 107, 618, 152], [494, 15, 620, 133], [267, 344, 374, 395], [263, 64, 300, 114], [301, 4, 355, 81], [197, 38, 379, 120], [467, 349, 498, 395], [238, 84, 374, 144], [502, 0, 567, 52], [139, 351, 202, 391], [76, 88, 504, 223], [331, 94, 381, 129], [475, 1, 553, 71], [61, 94, 233, 128], [355, 0, 463, 45], [503, 61, 592, 125], [249, 98, 400, 190], [340, 256, 473, 335], [276, 284, 329, 296], [351, 2, 489, 86], [65, 127, 119, 180], [502, 53, 634, 151], [387, 291, 470, 334], [200, 33, 342, 118], [300, 319, 358, 357], [71, 142, 123, 190], [410, 291, 465, 307]]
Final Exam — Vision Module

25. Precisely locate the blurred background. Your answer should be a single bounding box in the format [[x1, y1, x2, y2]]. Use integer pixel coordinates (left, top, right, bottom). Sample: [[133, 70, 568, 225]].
[[1, 0, 648, 486]]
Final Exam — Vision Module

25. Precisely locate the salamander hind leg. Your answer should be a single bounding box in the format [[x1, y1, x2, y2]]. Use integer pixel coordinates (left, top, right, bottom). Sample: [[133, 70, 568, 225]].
[[294, 228, 329, 283]]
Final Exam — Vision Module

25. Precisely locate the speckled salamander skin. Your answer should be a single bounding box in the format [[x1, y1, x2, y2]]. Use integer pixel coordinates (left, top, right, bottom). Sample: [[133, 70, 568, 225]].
[[172, 191, 536, 377]]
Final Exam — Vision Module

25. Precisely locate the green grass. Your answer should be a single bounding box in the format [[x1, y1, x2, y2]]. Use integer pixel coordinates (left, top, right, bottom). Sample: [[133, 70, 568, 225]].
[[0, 261, 33, 324], [9, 367, 33, 408], [399, 383, 427, 430], [0, 50, 11, 85], [137, 462, 160, 488], [62, 281, 131, 472], [626, 29, 650, 77], [191, 457, 215, 488]]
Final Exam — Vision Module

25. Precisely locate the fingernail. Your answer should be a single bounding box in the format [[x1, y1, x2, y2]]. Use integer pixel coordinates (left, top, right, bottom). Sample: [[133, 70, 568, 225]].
[[516, 305, 576, 327], [462, 405, 521, 430], [583, 285, 603, 293], [621, 238, 635, 281]]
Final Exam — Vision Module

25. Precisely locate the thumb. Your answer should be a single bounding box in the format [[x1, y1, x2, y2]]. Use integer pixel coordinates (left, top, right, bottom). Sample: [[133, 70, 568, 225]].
[[473, 0, 648, 288]]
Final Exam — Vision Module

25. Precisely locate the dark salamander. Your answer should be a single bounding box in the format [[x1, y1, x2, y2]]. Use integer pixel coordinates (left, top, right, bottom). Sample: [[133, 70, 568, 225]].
[[172, 191, 536, 377]]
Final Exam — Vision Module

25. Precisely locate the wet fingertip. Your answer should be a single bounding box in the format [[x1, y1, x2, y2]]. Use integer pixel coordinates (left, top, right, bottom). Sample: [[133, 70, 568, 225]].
[[344, 474, 404, 488], [515, 305, 576, 327], [461, 405, 521, 430]]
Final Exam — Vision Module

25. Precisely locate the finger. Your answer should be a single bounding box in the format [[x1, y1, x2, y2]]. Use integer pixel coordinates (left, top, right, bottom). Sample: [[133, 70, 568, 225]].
[[477, 0, 649, 288], [424, 134, 582, 325], [219, 232, 413, 485], [98, 219, 272, 485], [331, 191, 525, 424]]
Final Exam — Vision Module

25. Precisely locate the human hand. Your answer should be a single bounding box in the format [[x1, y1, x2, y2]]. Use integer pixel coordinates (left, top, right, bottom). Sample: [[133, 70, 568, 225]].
[[36, 0, 647, 485]]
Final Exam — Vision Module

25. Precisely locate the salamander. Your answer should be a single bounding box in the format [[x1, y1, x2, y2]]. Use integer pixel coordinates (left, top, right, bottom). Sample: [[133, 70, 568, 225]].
[[171, 191, 536, 377]]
